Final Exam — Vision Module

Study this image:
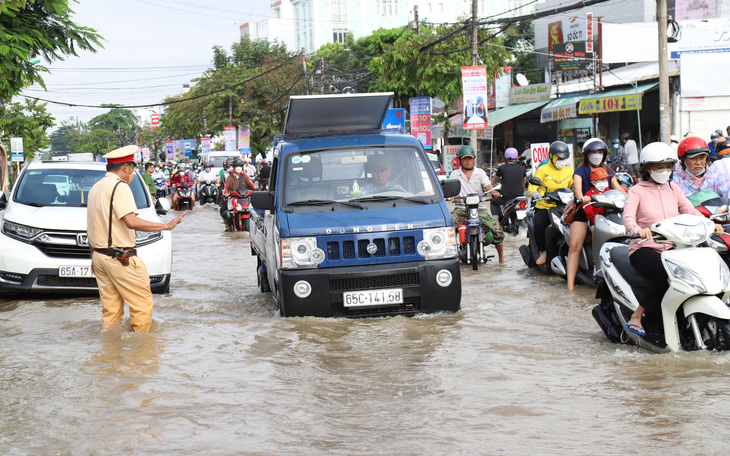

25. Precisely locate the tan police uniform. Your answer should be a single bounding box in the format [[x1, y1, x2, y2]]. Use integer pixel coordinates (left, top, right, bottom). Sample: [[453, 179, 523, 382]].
[[87, 146, 155, 332]]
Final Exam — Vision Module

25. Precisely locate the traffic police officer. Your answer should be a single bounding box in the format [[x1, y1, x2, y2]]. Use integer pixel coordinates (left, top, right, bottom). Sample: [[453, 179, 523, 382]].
[[88, 145, 186, 332]]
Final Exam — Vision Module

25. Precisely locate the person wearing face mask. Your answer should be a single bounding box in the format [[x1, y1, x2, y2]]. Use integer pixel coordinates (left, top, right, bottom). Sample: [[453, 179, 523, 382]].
[[622, 143, 724, 336], [610, 138, 627, 171], [708, 131, 721, 160], [151, 164, 165, 182], [528, 141, 574, 265], [692, 139, 730, 199], [170, 165, 195, 209], [222, 157, 257, 232], [87, 145, 186, 333], [672, 136, 712, 198]]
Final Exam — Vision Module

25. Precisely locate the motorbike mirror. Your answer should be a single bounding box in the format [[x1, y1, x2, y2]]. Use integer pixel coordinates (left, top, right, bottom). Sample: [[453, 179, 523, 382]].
[[251, 191, 275, 210], [441, 179, 461, 198], [528, 176, 543, 187], [0, 192, 6, 210], [156, 197, 170, 215]]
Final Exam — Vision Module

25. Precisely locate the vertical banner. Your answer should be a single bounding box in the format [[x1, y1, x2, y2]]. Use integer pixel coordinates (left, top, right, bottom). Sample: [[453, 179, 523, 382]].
[[224, 126, 236, 151], [141, 148, 150, 162], [586, 12, 593, 53], [238, 125, 251, 155], [461, 66, 489, 129], [166, 140, 174, 160], [151, 113, 160, 130], [201, 136, 211, 155], [409, 96, 432, 149]]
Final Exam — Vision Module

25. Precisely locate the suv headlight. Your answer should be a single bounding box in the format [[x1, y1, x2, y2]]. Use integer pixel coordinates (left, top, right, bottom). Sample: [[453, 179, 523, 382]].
[[2, 220, 43, 242], [418, 227, 457, 260], [135, 230, 163, 247], [280, 237, 325, 269]]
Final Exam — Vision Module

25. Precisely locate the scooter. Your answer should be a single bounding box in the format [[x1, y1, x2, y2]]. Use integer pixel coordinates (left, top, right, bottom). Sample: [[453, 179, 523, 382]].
[[173, 181, 193, 211], [498, 195, 527, 236], [592, 214, 730, 352], [198, 179, 218, 205], [519, 177, 574, 274], [154, 177, 168, 198], [230, 189, 253, 232], [695, 195, 730, 266], [453, 185, 500, 270]]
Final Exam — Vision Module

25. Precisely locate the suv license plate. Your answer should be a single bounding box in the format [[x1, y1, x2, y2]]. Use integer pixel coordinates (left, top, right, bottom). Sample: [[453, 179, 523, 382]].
[[59, 266, 95, 278], [343, 288, 403, 307]]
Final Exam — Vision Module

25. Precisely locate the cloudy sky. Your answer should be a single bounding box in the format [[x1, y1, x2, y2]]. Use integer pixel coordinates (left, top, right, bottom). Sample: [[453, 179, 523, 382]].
[[19, 0, 271, 125]]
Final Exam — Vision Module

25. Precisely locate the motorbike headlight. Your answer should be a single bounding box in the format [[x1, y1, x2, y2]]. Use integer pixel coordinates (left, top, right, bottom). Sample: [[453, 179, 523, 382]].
[[135, 230, 163, 247], [2, 220, 43, 242], [666, 259, 707, 293], [676, 221, 709, 245], [720, 256, 730, 291], [559, 192, 574, 205], [465, 195, 480, 206], [280, 236, 325, 269], [417, 227, 457, 260]]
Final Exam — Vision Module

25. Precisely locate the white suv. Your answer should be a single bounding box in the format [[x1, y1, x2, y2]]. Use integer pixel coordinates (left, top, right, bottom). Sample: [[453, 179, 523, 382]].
[[0, 160, 172, 296]]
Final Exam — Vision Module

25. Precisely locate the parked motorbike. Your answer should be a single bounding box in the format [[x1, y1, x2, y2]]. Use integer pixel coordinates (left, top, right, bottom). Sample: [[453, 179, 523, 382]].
[[498, 196, 527, 236], [154, 177, 168, 198], [173, 181, 194, 211], [453, 185, 501, 270], [695, 195, 730, 266], [593, 214, 730, 352], [519, 177, 574, 274], [230, 189, 253, 232], [198, 179, 218, 205]]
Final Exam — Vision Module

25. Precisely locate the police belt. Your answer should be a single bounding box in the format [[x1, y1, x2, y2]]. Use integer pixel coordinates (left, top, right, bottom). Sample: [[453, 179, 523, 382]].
[[94, 247, 137, 258]]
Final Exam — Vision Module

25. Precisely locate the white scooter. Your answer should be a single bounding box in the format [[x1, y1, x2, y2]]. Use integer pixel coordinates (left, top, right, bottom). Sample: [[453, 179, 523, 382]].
[[593, 214, 730, 352]]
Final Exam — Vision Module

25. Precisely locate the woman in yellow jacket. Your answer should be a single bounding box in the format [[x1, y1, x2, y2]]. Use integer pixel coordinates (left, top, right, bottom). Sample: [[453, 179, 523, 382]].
[[528, 141, 574, 265]]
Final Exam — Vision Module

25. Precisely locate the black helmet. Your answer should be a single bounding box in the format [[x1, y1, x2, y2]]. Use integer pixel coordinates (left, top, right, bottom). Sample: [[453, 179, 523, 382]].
[[223, 158, 233, 167], [549, 141, 570, 159], [232, 158, 245, 167]]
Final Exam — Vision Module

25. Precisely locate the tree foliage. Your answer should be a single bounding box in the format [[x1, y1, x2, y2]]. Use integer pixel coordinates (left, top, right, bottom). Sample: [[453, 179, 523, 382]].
[[0, 98, 53, 160], [48, 117, 82, 151], [0, 0, 102, 101], [67, 128, 116, 155], [503, 21, 540, 84], [87, 105, 139, 148]]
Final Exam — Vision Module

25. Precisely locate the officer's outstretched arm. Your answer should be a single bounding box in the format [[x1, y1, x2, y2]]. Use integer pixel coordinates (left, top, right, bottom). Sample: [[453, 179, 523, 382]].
[[122, 212, 186, 232]]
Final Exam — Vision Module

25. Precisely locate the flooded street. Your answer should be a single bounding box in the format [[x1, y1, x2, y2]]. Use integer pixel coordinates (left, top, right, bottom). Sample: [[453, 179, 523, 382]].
[[2, 205, 730, 454]]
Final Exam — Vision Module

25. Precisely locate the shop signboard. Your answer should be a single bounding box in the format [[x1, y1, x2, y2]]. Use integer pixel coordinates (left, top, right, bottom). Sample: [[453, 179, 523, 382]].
[[541, 104, 577, 123], [510, 83, 551, 104], [461, 66, 488, 129], [530, 142, 574, 174], [443, 145, 461, 174], [553, 42, 592, 71], [548, 16, 586, 54], [578, 93, 642, 114], [409, 96, 432, 149]]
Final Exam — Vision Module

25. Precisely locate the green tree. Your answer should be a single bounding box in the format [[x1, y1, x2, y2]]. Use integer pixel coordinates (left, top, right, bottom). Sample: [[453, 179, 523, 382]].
[[48, 117, 83, 152], [0, 0, 102, 101], [0, 97, 53, 160], [87, 105, 139, 148], [503, 21, 540, 84], [68, 128, 116, 155]]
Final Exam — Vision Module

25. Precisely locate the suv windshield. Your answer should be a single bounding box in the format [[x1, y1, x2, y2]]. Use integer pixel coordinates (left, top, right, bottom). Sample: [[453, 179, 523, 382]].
[[14, 168, 150, 208], [282, 147, 440, 208]]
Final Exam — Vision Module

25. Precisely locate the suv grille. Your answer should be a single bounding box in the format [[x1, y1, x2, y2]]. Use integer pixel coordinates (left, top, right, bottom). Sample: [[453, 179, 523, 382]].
[[35, 244, 91, 259], [32, 230, 90, 259], [37, 275, 97, 288]]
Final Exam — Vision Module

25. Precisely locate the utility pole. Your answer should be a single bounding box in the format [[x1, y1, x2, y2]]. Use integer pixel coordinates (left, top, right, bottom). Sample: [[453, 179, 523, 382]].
[[414, 5, 419, 35], [657, 0, 670, 143], [301, 48, 310, 95], [470, 0, 478, 153]]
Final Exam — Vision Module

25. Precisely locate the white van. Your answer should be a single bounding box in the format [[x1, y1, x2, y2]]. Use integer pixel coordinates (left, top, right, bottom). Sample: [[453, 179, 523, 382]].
[[199, 151, 242, 176]]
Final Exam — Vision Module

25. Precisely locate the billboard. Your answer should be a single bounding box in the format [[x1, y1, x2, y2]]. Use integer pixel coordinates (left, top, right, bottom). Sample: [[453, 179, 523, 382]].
[[553, 42, 592, 71], [409, 96, 432, 149], [461, 66, 488, 129]]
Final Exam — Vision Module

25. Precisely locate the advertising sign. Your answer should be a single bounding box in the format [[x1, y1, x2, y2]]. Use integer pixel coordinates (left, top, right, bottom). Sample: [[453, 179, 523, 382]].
[[586, 12, 593, 53], [201, 136, 211, 155], [443, 145, 461, 174], [166, 140, 174, 159], [548, 17, 586, 54], [510, 83, 551, 104], [382, 108, 406, 132], [578, 93, 642, 114], [238, 125, 250, 152], [10, 137, 23, 155], [141, 148, 150, 162], [151, 113, 160, 130], [224, 126, 236, 152], [540, 103, 577, 123], [409, 96, 432, 149], [494, 68, 512, 108], [461, 66, 488, 129], [553, 42, 592, 71]]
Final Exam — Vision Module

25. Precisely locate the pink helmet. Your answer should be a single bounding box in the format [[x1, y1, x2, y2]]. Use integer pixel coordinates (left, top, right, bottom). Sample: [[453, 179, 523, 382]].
[[505, 147, 519, 159]]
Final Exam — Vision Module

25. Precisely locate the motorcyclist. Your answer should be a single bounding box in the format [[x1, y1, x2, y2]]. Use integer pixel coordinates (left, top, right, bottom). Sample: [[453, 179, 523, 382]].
[[489, 147, 526, 222], [622, 142, 723, 336], [152, 164, 166, 182], [259, 159, 271, 190], [216, 158, 233, 187], [527, 141, 574, 265], [671, 136, 712, 198], [243, 157, 256, 180], [197, 162, 217, 200], [566, 138, 626, 290], [699, 140, 730, 198], [223, 158, 257, 232], [170, 165, 195, 209], [449, 145, 505, 263]]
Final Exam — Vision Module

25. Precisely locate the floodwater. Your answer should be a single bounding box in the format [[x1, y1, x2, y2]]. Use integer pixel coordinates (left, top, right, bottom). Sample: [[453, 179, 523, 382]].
[[2, 205, 730, 455]]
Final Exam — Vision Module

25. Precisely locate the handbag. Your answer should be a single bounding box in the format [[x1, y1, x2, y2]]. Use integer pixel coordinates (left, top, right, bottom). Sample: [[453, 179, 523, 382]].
[[562, 199, 582, 224]]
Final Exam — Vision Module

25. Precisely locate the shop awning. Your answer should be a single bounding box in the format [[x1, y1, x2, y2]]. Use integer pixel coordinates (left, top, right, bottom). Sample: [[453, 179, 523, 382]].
[[540, 95, 583, 123], [577, 82, 658, 115], [488, 100, 551, 127]]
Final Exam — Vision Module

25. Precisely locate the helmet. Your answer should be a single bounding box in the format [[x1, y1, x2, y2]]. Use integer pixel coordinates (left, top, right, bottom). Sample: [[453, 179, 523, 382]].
[[243, 157, 250, 164], [711, 131, 720, 139], [548, 141, 570, 159], [223, 158, 233, 168], [504, 147, 518, 159], [232, 158, 245, 167], [177, 165, 185, 171], [203, 161, 212, 168], [582, 138, 608, 159], [458, 145, 476, 159], [717, 140, 730, 156], [590, 167, 609, 181], [612, 138, 620, 144], [677, 136, 710, 160], [715, 129, 724, 137], [640, 142, 678, 165]]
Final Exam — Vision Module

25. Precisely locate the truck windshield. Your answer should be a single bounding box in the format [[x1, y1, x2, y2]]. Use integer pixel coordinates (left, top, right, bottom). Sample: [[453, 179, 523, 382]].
[[282, 148, 440, 207], [15, 168, 150, 208]]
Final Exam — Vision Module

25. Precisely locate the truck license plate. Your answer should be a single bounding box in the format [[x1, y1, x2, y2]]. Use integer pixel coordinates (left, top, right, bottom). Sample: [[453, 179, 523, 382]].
[[59, 266, 95, 278], [343, 288, 403, 307]]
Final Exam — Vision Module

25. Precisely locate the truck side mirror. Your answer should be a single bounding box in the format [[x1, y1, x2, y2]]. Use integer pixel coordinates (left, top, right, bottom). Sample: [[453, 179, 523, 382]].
[[251, 191, 275, 210], [0, 193, 7, 210], [441, 179, 461, 198]]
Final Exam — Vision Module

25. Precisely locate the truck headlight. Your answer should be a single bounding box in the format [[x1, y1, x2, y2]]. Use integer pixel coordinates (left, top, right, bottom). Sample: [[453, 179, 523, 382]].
[[417, 227, 457, 260], [280, 237, 325, 269]]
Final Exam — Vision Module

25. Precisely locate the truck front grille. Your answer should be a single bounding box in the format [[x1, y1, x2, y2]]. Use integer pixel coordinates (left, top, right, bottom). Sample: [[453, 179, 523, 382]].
[[325, 235, 417, 262], [329, 273, 420, 292]]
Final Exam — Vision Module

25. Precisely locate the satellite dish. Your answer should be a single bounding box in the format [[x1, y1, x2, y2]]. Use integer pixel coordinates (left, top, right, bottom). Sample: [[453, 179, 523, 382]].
[[515, 73, 529, 86]]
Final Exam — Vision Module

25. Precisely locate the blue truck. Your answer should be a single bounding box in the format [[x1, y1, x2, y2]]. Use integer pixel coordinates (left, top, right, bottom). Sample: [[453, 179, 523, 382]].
[[249, 93, 462, 317]]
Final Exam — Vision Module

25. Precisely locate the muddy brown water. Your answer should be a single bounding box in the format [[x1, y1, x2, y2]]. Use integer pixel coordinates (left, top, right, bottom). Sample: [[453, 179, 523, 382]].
[[2, 205, 729, 454]]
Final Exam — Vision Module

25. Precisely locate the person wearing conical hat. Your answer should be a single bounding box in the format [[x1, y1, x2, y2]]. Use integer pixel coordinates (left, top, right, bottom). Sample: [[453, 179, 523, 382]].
[[87, 145, 186, 333]]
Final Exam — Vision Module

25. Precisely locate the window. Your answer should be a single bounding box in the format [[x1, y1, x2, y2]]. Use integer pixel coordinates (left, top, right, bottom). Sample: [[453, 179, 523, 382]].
[[333, 28, 348, 44], [376, 0, 398, 17], [332, 0, 347, 23], [438, 3, 443, 12]]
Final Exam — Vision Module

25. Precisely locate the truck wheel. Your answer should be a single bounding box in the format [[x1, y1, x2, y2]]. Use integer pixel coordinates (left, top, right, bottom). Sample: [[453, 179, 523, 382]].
[[257, 264, 271, 293]]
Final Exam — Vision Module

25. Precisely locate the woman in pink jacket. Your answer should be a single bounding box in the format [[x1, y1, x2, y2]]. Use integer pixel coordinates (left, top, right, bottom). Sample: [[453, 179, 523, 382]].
[[623, 143, 724, 336]]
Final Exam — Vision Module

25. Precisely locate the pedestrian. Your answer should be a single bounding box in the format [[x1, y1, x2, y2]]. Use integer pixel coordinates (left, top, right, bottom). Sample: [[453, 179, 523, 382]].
[[87, 145, 186, 333], [489, 147, 526, 222], [520, 141, 532, 165], [622, 132, 640, 181], [141, 162, 157, 200]]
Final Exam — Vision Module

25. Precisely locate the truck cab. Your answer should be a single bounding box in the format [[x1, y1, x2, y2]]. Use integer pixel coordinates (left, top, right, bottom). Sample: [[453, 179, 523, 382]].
[[249, 93, 461, 317]]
